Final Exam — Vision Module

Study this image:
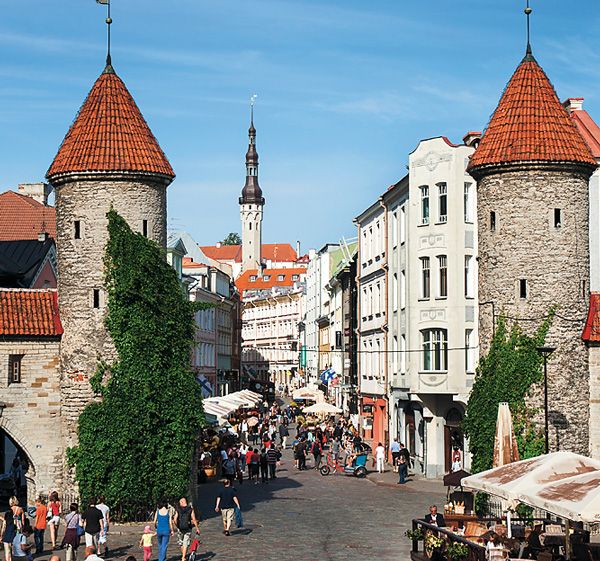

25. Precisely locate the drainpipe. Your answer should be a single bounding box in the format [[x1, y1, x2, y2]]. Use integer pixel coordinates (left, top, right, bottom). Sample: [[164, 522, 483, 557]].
[[353, 219, 362, 429]]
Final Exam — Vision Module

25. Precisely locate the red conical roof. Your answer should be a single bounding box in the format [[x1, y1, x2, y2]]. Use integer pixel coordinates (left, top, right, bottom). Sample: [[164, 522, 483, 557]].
[[47, 65, 174, 180], [468, 53, 596, 174]]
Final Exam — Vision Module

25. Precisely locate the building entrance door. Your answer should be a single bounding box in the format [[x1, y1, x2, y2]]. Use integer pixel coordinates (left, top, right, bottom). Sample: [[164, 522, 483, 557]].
[[444, 408, 464, 473]]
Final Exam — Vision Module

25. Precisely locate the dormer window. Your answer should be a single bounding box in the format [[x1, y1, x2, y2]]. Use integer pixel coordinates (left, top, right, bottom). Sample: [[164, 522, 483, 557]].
[[263, 275, 271, 281], [250, 275, 257, 282], [292, 274, 299, 281], [277, 275, 285, 281]]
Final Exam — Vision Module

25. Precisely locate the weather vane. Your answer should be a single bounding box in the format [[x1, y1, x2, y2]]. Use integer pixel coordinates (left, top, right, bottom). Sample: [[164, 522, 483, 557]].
[[524, 0, 532, 54], [96, 0, 112, 66]]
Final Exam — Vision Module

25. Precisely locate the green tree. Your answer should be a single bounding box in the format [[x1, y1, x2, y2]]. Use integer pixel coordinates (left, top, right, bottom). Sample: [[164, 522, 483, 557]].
[[68, 210, 205, 520], [221, 232, 241, 245], [463, 311, 554, 475]]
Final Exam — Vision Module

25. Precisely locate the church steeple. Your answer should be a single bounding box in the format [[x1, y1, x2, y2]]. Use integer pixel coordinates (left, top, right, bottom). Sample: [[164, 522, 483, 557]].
[[240, 96, 264, 273], [240, 99, 264, 205]]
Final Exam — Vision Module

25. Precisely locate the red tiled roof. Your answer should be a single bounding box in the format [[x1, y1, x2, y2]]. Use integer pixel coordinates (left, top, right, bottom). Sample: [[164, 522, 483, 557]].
[[583, 293, 600, 343], [569, 109, 600, 160], [468, 54, 597, 172], [0, 289, 63, 337], [235, 267, 306, 295], [47, 66, 174, 179], [0, 191, 56, 241], [182, 257, 209, 269], [200, 243, 298, 264]]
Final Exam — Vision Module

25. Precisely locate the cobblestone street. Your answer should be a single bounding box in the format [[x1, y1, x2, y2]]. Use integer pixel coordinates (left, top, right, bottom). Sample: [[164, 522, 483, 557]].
[[38, 448, 444, 561]]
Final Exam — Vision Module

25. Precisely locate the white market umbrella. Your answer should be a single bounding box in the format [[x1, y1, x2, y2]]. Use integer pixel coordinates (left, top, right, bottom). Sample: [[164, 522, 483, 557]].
[[302, 402, 342, 415]]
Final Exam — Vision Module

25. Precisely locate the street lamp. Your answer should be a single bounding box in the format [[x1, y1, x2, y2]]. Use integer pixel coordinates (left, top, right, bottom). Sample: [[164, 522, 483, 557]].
[[536, 346, 556, 454]]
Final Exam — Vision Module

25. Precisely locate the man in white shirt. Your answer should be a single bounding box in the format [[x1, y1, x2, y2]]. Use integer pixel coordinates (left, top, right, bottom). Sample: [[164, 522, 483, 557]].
[[375, 442, 386, 473], [95, 497, 110, 556], [12, 527, 33, 561], [84, 545, 104, 561]]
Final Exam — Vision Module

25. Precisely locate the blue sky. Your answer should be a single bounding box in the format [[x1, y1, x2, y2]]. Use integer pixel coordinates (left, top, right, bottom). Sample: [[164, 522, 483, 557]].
[[2, 0, 599, 251]]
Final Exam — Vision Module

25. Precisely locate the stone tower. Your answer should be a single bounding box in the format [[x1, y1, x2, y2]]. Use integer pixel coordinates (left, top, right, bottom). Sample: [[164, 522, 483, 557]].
[[239, 109, 264, 272], [46, 58, 175, 449], [468, 44, 597, 454]]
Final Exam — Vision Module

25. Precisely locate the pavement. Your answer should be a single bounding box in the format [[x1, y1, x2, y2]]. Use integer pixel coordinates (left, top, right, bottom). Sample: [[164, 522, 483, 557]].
[[31, 449, 445, 561]]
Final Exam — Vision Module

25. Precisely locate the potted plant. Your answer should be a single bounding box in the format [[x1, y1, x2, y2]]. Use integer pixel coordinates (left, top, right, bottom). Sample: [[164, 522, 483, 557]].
[[424, 533, 445, 558], [445, 541, 469, 560], [405, 528, 425, 541]]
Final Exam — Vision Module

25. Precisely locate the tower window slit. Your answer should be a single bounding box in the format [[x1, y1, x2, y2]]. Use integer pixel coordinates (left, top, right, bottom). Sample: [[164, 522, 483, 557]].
[[93, 289, 100, 309], [554, 208, 562, 228], [519, 279, 527, 299], [490, 211, 496, 231], [74, 220, 81, 239], [142, 219, 148, 237]]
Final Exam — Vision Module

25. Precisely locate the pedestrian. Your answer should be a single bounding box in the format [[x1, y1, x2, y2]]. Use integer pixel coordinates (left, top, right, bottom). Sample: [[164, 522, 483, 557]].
[[173, 497, 199, 561], [222, 453, 237, 484], [153, 501, 174, 561], [81, 501, 104, 549], [12, 524, 33, 561], [33, 497, 48, 555], [139, 526, 155, 561], [95, 497, 110, 556], [48, 491, 62, 549], [352, 433, 362, 452], [397, 455, 408, 485], [215, 479, 240, 537], [266, 444, 281, 479], [259, 448, 269, 483], [1, 508, 17, 561], [239, 443, 249, 474], [84, 545, 104, 561], [61, 503, 81, 561], [311, 439, 323, 470], [390, 439, 401, 472], [399, 443, 411, 471], [240, 419, 248, 443], [297, 439, 307, 471], [9, 498, 24, 533], [331, 438, 341, 463], [375, 442, 386, 473]]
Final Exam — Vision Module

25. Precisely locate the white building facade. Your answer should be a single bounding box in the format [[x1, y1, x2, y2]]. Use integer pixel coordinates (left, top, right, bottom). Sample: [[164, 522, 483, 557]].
[[393, 136, 478, 477]]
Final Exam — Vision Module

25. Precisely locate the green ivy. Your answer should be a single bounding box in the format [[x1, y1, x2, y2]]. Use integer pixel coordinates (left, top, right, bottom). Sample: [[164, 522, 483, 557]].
[[463, 310, 554, 475], [67, 210, 206, 520]]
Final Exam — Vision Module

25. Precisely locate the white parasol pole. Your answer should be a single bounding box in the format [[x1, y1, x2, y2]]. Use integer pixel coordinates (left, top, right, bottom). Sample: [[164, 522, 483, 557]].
[[507, 509, 512, 538]]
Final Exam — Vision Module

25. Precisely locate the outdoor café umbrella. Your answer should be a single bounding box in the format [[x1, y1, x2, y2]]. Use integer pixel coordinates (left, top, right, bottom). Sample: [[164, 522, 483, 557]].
[[302, 402, 342, 415], [247, 416, 260, 427]]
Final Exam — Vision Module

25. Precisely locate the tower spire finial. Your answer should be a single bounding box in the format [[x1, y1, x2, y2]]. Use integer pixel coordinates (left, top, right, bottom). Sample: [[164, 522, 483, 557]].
[[97, 0, 114, 72], [250, 94, 257, 127], [524, 0, 533, 58]]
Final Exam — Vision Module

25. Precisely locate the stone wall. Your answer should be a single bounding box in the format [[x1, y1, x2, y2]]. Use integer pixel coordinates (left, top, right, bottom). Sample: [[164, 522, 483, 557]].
[[477, 167, 591, 455], [53, 176, 168, 454], [0, 339, 63, 501]]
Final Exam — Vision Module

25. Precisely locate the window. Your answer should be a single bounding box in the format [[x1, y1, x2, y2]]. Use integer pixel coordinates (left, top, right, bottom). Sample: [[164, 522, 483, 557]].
[[438, 255, 448, 298], [464, 255, 474, 298], [142, 219, 148, 237], [263, 275, 271, 281], [421, 257, 430, 299], [335, 331, 342, 349], [292, 274, 299, 281], [93, 289, 100, 309], [465, 329, 475, 372], [554, 208, 562, 228], [438, 183, 447, 223], [422, 329, 448, 371], [420, 186, 430, 225], [278, 274, 285, 281], [400, 335, 406, 374], [400, 206, 406, 244], [74, 220, 81, 240], [392, 273, 398, 311], [490, 211, 496, 231], [464, 183, 473, 222], [520, 279, 528, 299], [250, 275, 257, 282], [392, 211, 398, 247], [400, 270, 406, 309], [8, 354, 23, 384], [392, 335, 398, 375]]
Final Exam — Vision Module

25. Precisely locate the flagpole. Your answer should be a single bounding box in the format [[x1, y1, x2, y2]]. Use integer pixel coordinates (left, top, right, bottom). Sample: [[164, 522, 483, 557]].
[[106, 0, 112, 66]]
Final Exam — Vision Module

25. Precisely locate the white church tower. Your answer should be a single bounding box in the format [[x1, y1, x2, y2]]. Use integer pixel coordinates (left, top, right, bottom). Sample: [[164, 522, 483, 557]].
[[240, 101, 264, 272]]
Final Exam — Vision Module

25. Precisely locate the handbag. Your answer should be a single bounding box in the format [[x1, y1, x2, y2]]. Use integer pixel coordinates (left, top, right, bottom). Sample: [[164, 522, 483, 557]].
[[234, 506, 243, 529], [77, 525, 85, 537]]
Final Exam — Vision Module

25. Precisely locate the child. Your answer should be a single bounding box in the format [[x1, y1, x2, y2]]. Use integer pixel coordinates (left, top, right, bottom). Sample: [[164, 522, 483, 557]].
[[139, 525, 155, 561]]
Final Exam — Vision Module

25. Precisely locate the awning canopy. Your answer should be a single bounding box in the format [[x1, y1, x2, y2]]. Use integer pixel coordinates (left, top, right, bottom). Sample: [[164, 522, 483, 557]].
[[292, 386, 325, 402], [202, 390, 263, 424], [462, 451, 600, 523], [302, 402, 342, 415]]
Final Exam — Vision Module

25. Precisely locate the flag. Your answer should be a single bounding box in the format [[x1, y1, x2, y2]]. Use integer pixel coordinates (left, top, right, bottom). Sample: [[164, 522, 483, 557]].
[[197, 374, 213, 398], [320, 367, 337, 385]]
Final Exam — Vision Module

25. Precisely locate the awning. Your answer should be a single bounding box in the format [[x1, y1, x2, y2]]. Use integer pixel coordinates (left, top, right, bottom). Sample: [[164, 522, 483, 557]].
[[292, 386, 325, 402], [302, 402, 342, 415], [462, 451, 600, 522]]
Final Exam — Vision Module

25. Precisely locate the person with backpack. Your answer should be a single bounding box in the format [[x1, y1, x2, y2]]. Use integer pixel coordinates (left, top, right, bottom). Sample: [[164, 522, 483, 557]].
[[312, 439, 323, 470], [173, 497, 199, 561]]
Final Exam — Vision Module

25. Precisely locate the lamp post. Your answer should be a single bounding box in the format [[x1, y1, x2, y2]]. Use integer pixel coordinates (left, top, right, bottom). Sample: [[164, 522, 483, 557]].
[[536, 346, 556, 454]]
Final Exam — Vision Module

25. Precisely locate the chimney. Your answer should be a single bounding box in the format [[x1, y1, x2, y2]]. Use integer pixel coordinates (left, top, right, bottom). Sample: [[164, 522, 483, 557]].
[[462, 131, 482, 148], [563, 97, 584, 114], [18, 183, 52, 205], [37, 232, 48, 242], [216, 242, 222, 248], [296, 240, 301, 258]]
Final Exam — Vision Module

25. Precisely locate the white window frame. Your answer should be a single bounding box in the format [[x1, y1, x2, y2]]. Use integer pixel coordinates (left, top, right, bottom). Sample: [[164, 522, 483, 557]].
[[438, 255, 448, 298], [420, 186, 429, 226], [464, 182, 473, 223], [421, 257, 430, 299], [438, 182, 448, 223], [421, 329, 448, 372]]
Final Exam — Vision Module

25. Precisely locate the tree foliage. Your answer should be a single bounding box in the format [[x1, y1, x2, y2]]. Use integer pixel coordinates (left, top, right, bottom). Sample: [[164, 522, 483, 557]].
[[221, 232, 241, 245], [68, 210, 205, 519], [463, 311, 554, 474]]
